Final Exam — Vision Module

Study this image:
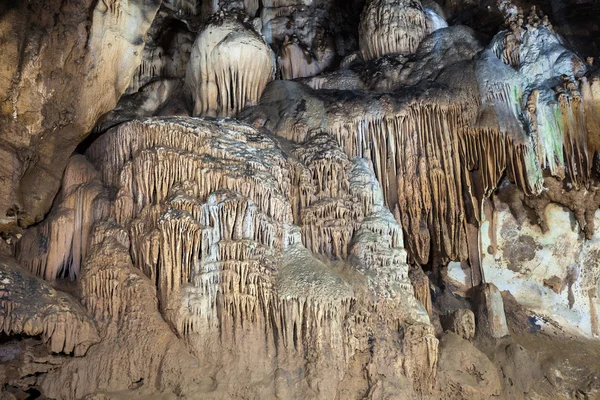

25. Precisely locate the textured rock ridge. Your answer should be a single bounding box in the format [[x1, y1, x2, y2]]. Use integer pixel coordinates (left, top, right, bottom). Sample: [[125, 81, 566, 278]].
[[0, 256, 99, 356]]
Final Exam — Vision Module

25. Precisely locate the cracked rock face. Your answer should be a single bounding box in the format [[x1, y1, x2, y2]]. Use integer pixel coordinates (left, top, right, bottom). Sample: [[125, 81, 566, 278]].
[[2, 0, 600, 398]]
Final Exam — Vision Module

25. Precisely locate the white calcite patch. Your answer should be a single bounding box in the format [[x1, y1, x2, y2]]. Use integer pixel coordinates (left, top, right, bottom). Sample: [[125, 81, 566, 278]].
[[424, 9, 448, 32], [449, 203, 600, 337]]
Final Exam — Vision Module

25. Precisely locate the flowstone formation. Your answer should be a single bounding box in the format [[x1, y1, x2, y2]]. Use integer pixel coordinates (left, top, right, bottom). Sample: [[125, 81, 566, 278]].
[[10, 118, 436, 398], [185, 12, 276, 117], [2, 0, 600, 398]]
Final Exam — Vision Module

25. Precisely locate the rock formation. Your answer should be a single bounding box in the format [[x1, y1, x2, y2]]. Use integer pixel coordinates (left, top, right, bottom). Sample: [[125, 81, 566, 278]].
[[186, 12, 275, 117], [1, 0, 600, 398], [0, 256, 99, 356], [359, 0, 434, 60], [0, 0, 162, 231]]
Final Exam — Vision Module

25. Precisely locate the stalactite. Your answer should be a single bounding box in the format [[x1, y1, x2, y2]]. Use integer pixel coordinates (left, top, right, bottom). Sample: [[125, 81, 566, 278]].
[[488, 0, 592, 192], [359, 0, 432, 61], [0, 257, 99, 356], [87, 119, 298, 349], [39, 219, 204, 400], [291, 134, 364, 259], [17, 156, 110, 281], [277, 231, 354, 376], [8, 0, 600, 396], [185, 12, 275, 117], [318, 103, 480, 265], [248, 81, 489, 265]]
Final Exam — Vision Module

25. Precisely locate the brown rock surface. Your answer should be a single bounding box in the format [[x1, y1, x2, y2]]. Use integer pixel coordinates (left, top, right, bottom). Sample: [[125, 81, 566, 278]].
[[0, 0, 161, 231], [437, 332, 503, 399], [0, 256, 99, 356], [441, 308, 476, 340]]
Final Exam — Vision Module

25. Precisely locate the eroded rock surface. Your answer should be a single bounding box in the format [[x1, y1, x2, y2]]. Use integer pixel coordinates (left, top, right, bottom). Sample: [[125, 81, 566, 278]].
[[0, 0, 162, 231]]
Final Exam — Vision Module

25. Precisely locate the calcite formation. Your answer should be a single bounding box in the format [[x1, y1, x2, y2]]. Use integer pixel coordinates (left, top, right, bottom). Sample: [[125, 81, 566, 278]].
[[0, 257, 99, 356], [185, 12, 275, 117], [81, 117, 435, 398], [449, 188, 600, 337], [244, 5, 600, 277], [17, 156, 109, 281], [2, 0, 600, 398], [359, 0, 433, 60], [440, 309, 476, 340], [8, 113, 439, 397]]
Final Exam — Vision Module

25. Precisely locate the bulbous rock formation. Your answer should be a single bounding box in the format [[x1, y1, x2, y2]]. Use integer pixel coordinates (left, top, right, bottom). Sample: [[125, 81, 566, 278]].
[[359, 0, 433, 60], [186, 12, 275, 117]]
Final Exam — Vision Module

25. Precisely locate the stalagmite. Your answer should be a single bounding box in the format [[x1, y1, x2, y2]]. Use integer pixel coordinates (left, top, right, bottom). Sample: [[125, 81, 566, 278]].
[[185, 12, 275, 117], [0, 257, 99, 356]]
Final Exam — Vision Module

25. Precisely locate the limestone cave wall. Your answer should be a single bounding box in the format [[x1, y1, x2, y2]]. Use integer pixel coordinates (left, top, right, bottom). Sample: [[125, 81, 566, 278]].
[[0, 0, 600, 398]]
